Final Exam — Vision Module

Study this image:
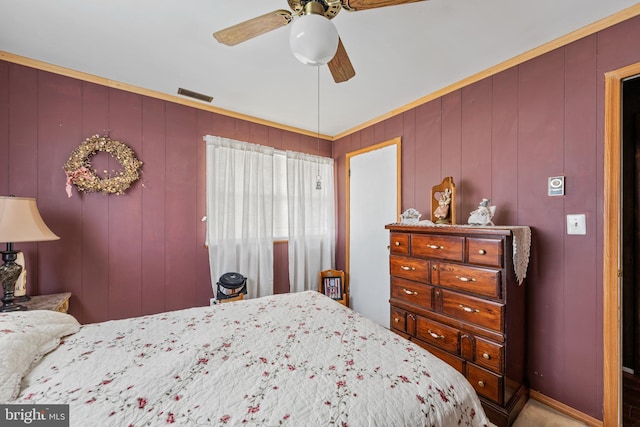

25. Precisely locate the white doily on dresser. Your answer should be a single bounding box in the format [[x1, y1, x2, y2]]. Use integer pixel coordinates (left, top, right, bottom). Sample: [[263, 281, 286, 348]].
[[508, 226, 531, 285]]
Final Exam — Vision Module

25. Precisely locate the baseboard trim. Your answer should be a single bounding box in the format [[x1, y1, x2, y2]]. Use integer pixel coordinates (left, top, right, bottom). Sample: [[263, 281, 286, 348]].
[[530, 390, 603, 427]]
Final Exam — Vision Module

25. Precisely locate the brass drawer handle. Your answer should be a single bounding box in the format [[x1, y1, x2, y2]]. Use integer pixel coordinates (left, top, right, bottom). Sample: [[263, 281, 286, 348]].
[[395, 241, 401, 246], [477, 380, 485, 388], [428, 244, 444, 249], [482, 352, 491, 360], [459, 304, 480, 313], [427, 329, 444, 340], [478, 249, 486, 255], [402, 288, 418, 295], [456, 276, 476, 283], [400, 266, 416, 271], [394, 317, 400, 323]]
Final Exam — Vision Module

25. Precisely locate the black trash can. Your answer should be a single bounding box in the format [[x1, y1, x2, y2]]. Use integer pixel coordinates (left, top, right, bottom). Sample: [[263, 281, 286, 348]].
[[216, 272, 247, 301]]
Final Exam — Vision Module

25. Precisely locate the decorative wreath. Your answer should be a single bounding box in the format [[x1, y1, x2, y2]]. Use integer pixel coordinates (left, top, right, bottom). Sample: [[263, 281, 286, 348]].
[[63, 134, 143, 197]]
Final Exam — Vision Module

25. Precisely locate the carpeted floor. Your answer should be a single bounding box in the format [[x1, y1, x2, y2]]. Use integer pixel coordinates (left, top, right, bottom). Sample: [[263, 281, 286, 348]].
[[509, 399, 588, 426]]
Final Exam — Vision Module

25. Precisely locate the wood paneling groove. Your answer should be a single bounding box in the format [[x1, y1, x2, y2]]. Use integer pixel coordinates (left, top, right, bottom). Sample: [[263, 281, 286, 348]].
[[414, 100, 442, 217], [195, 110, 212, 306], [107, 89, 143, 320], [164, 103, 198, 312], [400, 109, 415, 210], [141, 96, 168, 316], [441, 91, 462, 222], [490, 68, 518, 226], [38, 72, 83, 311], [460, 79, 493, 218], [0, 62, 9, 196], [79, 82, 110, 324], [517, 49, 566, 399], [562, 35, 599, 415]]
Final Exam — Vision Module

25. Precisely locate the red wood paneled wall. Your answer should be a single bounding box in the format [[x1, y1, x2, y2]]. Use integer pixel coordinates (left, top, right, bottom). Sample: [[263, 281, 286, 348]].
[[332, 14, 640, 421], [0, 62, 330, 324]]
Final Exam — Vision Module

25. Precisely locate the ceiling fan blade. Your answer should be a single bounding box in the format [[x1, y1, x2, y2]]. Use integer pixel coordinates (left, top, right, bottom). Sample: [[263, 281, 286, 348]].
[[340, 0, 426, 11], [213, 10, 293, 46], [328, 38, 355, 83]]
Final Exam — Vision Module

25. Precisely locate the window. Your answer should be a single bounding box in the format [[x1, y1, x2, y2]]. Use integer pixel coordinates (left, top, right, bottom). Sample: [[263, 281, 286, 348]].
[[205, 135, 335, 295]]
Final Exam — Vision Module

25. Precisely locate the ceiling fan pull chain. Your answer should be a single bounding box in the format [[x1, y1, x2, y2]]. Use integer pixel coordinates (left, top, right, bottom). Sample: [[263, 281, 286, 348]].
[[316, 66, 322, 190]]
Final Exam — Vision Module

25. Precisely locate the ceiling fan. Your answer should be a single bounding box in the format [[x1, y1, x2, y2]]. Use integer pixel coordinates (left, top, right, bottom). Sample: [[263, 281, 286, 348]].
[[213, 0, 426, 83]]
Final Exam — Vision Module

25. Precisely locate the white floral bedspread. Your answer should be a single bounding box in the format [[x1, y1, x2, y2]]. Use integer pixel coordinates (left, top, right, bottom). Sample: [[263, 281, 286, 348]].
[[16, 291, 489, 426]]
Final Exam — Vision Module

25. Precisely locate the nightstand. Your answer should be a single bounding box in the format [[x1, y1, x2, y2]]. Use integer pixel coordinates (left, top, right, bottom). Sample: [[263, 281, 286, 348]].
[[23, 292, 72, 313]]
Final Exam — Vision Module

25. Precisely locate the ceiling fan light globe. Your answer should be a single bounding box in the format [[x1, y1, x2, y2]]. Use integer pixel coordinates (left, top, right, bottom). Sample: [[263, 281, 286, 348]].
[[289, 14, 339, 66]]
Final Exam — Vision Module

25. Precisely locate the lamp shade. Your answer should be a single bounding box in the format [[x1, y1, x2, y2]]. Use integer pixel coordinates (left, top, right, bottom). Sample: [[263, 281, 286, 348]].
[[0, 197, 59, 243], [289, 14, 339, 66]]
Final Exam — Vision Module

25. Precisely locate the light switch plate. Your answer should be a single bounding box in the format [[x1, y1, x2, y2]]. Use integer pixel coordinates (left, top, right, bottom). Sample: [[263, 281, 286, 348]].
[[566, 214, 586, 235]]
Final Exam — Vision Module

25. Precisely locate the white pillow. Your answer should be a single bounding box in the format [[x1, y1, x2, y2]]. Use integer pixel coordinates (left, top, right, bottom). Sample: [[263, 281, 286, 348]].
[[0, 310, 80, 402]]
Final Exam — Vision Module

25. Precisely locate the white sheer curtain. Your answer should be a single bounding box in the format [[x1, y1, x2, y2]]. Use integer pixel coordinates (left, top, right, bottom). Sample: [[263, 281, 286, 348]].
[[286, 151, 335, 293], [204, 136, 274, 299]]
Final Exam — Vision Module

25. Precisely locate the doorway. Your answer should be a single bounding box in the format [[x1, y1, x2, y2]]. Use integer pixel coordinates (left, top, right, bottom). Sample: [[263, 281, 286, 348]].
[[604, 62, 640, 426], [346, 137, 401, 328], [622, 75, 640, 425]]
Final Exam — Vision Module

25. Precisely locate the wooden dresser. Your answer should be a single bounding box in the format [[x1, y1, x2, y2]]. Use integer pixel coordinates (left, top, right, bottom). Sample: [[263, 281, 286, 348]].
[[385, 224, 529, 427]]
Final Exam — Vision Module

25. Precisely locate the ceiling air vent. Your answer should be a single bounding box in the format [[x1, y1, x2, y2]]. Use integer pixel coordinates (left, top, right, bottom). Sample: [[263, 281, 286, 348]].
[[177, 88, 213, 103]]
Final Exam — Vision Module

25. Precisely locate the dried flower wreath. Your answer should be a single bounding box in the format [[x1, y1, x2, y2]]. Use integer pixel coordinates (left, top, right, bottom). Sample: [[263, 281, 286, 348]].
[[63, 134, 143, 197]]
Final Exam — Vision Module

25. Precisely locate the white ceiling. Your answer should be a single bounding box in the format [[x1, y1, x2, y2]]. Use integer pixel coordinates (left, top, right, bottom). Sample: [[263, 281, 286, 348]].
[[0, 0, 638, 136]]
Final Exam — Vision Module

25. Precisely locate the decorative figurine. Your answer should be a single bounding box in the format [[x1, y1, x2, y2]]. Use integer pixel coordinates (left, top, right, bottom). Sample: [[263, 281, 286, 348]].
[[400, 208, 421, 224], [433, 189, 452, 224], [431, 177, 456, 224], [468, 198, 496, 226]]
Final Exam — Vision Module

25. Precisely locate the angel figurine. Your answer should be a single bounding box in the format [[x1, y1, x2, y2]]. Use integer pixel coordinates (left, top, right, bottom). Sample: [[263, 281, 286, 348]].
[[433, 188, 452, 224]]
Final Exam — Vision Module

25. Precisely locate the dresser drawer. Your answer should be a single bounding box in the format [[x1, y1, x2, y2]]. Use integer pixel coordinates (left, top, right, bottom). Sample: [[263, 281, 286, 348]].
[[391, 277, 433, 309], [411, 234, 464, 261], [474, 337, 504, 374], [390, 232, 410, 255], [390, 255, 430, 282], [467, 363, 502, 404], [414, 340, 465, 374], [436, 263, 501, 299], [390, 306, 407, 333], [440, 289, 504, 332], [466, 238, 504, 267], [415, 315, 460, 354]]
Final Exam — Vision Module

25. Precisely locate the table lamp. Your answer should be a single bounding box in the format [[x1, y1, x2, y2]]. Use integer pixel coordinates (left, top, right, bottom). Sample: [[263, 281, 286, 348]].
[[0, 196, 59, 312]]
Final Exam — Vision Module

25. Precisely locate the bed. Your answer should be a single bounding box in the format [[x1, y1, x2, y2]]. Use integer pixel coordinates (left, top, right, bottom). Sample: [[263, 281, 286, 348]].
[[2, 291, 489, 426]]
